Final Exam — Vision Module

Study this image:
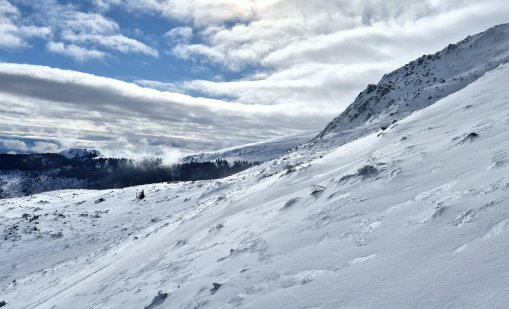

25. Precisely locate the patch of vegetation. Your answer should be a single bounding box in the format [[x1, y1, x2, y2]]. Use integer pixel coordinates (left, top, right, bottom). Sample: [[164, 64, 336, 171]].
[[0, 154, 259, 197]]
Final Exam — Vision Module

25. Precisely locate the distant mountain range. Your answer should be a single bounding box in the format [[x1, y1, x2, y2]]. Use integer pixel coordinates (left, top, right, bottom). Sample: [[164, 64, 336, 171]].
[[0, 130, 314, 199]]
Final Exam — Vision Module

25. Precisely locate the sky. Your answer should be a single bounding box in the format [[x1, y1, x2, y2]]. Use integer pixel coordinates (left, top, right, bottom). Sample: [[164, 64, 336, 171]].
[[0, 0, 508, 159]]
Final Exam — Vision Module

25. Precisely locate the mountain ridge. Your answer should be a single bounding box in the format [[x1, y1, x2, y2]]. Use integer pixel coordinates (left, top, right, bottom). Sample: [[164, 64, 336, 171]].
[[313, 23, 509, 146]]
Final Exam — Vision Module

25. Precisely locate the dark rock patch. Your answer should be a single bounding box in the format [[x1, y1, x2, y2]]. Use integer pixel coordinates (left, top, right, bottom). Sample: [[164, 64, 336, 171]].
[[144, 291, 168, 309], [210, 283, 222, 295]]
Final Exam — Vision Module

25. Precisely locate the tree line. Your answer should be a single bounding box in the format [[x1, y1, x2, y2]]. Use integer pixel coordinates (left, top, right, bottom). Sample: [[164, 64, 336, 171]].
[[0, 154, 258, 194]]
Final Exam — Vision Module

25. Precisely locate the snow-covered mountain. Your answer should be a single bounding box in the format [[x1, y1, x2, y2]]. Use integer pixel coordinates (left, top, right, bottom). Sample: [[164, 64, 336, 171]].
[[182, 132, 316, 163], [0, 135, 310, 199], [314, 23, 509, 148], [2, 25, 509, 308]]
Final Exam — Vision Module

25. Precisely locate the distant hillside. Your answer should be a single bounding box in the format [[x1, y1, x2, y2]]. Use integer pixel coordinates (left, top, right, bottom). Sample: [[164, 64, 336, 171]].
[[0, 153, 256, 198], [182, 132, 315, 163]]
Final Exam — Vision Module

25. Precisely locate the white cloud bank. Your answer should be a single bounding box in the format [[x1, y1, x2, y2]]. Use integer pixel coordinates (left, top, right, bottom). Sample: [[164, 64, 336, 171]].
[[164, 0, 509, 111], [102, 0, 509, 124], [0, 63, 324, 156]]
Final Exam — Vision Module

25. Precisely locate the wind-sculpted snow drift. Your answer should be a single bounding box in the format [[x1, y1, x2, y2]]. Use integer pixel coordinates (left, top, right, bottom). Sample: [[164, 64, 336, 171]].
[[2, 25, 509, 308], [183, 132, 316, 164]]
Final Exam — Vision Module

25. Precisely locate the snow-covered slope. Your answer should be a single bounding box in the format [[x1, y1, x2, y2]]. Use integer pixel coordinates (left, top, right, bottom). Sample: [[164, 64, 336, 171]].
[[0, 170, 86, 199], [182, 132, 315, 163], [314, 23, 509, 148], [2, 59, 509, 308]]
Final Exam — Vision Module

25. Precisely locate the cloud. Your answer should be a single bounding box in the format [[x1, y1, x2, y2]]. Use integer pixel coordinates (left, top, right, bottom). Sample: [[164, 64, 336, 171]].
[[46, 42, 106, 61], [2, 0, 157, 60], [165, 27, 193, 43], [161, 0, 509, 112], [61, 32, 158, 57], [172, 43, 226, 66], [180, 62, 391, 108], [122, 0, 257, 26], [0, 138, 60, 153], [0, 63, 322, 156], [2, 139, 29, 152], [134, 79, 179, 92], [31, 141, 61, 153], [0, 0, 51, 49], [57, 11, 158, 57], [93, 0, 123, 12], [62, 11, 119, 34]]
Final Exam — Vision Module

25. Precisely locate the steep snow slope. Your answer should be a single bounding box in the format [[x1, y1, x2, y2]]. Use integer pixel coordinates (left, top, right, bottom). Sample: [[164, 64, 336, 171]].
[[182, 132, 315, 163], [314, 23, 509, 148], [2, 62, 509, 308]]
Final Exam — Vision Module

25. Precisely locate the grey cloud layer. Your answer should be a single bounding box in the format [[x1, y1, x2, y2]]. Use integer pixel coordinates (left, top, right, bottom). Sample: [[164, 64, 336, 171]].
[[0, 64, 324, 156]]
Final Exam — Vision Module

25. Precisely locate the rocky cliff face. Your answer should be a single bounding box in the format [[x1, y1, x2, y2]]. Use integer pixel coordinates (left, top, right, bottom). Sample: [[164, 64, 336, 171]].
[[315, 23, 509, 145]]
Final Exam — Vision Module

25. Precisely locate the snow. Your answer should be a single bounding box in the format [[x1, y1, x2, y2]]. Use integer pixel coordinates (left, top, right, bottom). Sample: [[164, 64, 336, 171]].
[[182, 132, 316, 163], [2, 57, 509, 308]]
